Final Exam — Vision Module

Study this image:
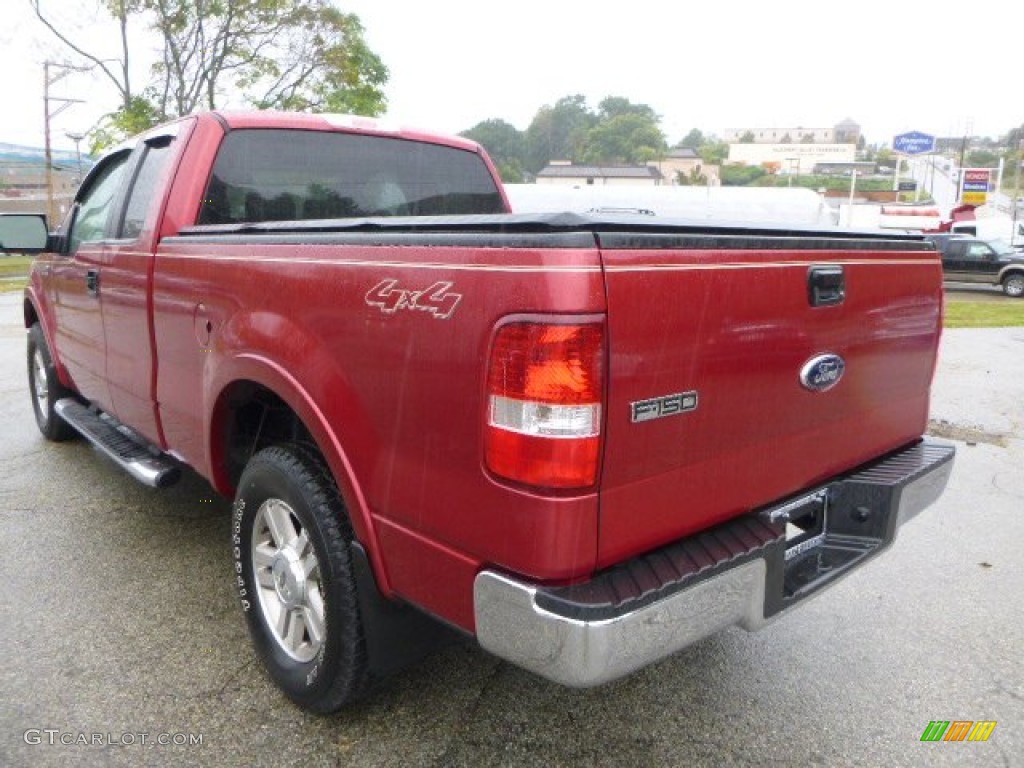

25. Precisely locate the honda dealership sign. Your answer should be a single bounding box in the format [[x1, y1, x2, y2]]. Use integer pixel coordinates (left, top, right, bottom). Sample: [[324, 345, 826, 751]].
[[960, 168, 991, 206]]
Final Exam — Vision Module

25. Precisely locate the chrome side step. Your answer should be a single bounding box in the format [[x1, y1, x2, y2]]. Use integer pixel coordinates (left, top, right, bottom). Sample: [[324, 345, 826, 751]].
[[54, 399, 181, 488]]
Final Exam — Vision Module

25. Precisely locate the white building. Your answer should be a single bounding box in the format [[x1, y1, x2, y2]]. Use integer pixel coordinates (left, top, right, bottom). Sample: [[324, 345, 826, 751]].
[[727, 143, 857, 175], [536, 162, 664, 186], [723, 119, 861, 145], [650, 147, 721, 187]]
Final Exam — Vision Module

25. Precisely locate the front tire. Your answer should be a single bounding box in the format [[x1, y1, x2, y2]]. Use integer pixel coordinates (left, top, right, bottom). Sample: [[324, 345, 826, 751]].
[[234, 445, 368, 713], [27, 323, 76, 441], [1002, 273, 1024, 298]]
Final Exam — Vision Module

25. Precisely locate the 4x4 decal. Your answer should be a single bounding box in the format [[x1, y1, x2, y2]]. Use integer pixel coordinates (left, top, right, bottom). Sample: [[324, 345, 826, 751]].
[[365, 279, 462, 320]]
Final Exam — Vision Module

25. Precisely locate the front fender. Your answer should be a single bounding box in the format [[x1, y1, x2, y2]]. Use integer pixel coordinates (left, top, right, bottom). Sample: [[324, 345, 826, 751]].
[[24, 265, 75, 391]]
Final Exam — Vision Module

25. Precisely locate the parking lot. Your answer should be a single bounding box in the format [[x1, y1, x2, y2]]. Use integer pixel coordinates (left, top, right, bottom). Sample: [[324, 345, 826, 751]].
[[1, 291, 1021, 768]]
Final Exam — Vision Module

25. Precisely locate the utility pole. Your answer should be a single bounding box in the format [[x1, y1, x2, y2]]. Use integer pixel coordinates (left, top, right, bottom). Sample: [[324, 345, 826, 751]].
[[1013, 138, 1023, 247], [957, 119, 973, 174], [43, 61, 86, 225]]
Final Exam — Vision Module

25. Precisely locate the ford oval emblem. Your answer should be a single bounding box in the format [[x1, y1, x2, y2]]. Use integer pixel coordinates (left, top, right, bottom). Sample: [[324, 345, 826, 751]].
[[800, 354, 845, 392]]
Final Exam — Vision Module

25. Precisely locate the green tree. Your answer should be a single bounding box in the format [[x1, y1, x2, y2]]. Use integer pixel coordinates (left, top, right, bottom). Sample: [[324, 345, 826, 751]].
[[558, 96, 667, 165], [720, 165, 767, 186], [876, 147, 897, 169], [31, 0, 140, 113], [461, 119, 527, 183], [699, 140, 729, 166], [1004, 125, 1024, 152], [525, 94, 595, 172], [965, 149, 999, 168], [87, 97, 161, 154], [580, 113, 667, 164], [151, 0, 387, 117], [675, 167, 708, 186], [739, 131, 756, 143], [33, 0, 388, 151], [524, 95, 669, 169], [678, 128, 706, 149], [595, 96, 659, 123]]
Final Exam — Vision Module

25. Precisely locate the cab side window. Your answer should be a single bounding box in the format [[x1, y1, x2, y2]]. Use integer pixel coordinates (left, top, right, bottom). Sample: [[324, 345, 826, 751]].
[[69, 152, 131, 253], [120, 139, 174, 240], [966, 243, 993, 260]]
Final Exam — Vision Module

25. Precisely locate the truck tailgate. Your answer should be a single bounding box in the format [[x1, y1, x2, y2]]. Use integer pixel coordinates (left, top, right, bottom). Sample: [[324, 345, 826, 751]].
[[596, 229, 942, 568]]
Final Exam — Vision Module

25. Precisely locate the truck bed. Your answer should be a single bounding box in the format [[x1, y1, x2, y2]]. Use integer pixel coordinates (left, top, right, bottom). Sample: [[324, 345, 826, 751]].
[[168, 212, 941, 593]]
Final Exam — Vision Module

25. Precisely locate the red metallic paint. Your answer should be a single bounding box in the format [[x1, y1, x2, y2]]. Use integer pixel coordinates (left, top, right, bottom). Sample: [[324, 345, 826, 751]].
[[21, 111, 945, 634], [597, 248, 943, 567]]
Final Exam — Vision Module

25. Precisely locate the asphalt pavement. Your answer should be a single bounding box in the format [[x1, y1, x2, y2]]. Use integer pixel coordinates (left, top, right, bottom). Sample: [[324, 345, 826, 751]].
[[0, 292, 1021, 768]]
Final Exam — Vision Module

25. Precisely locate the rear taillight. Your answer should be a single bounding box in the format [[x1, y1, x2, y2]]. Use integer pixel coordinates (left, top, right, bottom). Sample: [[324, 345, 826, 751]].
[[485, 320, 604, 489]]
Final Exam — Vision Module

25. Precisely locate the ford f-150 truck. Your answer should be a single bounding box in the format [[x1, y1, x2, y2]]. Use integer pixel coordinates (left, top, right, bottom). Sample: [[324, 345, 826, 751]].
[[0, 111, 954, 713]]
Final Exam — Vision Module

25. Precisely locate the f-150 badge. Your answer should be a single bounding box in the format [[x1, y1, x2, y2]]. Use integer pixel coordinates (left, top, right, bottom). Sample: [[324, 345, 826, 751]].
[[631, 391, 698, 423], [800, 354, 845, 392], [365, 279, 462, 320]]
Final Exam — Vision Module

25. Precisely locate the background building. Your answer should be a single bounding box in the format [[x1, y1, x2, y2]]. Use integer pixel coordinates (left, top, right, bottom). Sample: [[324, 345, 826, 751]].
[[536, 161, 664, 186], [1, 142, 89, 217], [727, 143, 857, 175], [651, 147, 721, 186], [723, 118, 861, 146]]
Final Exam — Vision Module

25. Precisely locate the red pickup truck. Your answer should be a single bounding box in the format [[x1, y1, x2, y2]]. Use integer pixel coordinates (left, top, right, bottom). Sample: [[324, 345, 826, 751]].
[[1, 111, 954, 713]]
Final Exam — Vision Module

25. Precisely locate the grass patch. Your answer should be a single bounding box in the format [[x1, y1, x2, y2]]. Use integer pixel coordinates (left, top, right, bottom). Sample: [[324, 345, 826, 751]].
[[944, 300, 1024, 328], [0, 255, 32, 293], [0, 278, 27, 293], [0, 255, 34, 277]]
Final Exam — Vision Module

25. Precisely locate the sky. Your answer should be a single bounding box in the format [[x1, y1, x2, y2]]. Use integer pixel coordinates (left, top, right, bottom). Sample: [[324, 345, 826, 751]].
[[2, 0, 1020, 152]]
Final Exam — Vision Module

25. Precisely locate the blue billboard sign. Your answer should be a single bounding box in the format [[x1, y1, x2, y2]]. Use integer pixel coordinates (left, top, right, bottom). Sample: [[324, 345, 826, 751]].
[[893, 131, 936, 155]]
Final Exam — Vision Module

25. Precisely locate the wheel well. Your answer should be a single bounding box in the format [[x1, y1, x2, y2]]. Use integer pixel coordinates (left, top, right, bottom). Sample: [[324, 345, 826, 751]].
[[217, 381, 318, 491], [24, 299, 39, 329]]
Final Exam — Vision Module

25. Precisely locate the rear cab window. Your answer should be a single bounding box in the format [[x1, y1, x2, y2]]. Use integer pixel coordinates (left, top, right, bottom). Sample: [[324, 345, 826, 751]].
[[197, 129, 505, 225]]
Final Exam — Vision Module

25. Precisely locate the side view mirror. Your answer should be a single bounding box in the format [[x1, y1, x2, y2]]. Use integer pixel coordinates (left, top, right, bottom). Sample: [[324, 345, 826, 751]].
[[0, 213, 51, 253]]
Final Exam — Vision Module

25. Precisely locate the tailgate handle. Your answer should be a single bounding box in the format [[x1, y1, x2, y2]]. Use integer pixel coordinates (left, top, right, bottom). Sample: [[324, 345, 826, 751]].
[[808, 265, 845, 307]]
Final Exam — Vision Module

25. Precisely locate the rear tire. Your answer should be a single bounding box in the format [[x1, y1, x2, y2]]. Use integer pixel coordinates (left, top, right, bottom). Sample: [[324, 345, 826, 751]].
[[233, 444, 368, 713], [27, 323, 76, 442], [1002, 273, 1024, 298]]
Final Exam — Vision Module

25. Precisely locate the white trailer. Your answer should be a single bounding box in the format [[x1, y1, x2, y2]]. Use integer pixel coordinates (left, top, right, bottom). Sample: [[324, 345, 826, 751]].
[[504, 184, 837, 227]]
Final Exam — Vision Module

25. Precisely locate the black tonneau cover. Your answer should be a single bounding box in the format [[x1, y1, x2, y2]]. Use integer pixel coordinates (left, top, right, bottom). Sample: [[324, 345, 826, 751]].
[[173, 212, 933, 253]]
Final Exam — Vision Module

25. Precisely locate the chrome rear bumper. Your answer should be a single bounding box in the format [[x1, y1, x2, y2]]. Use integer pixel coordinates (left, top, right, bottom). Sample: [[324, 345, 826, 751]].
[[474, 438, 955, 687]]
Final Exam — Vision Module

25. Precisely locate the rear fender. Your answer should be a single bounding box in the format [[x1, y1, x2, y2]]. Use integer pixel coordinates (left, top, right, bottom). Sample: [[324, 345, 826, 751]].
[[998, 266, 1024, 284], [205, 313, 391, 595]]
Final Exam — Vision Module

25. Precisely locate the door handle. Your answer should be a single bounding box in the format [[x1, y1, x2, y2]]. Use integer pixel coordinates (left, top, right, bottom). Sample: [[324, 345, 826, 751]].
[[86, 269, 100, 297], [808, 265, 845, 307]]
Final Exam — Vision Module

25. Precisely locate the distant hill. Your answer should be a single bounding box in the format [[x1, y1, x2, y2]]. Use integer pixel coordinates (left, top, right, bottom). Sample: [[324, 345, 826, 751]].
[[0, 142, 92, 168]]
